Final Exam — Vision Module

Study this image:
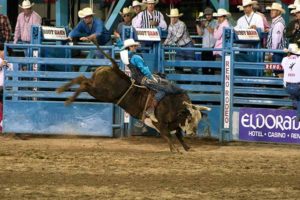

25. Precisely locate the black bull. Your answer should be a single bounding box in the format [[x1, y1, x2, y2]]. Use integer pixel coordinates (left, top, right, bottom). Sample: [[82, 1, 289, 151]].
[[56, 47, 210, 152]]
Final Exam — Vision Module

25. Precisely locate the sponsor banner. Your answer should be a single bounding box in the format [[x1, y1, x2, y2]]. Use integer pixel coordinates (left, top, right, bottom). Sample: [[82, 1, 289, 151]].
[[239, 108, 300, 144], [234, 28, 260, 41], [42, 26, 68, 40], [223, 55, 231, 129], [135, 28, 161, 41], [265, 64, 283, 70]]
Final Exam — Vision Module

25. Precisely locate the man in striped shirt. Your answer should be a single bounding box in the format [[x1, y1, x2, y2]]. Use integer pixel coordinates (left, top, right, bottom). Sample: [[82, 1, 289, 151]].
[[132, 0, 167, 31], [266, 2, 287, 74]]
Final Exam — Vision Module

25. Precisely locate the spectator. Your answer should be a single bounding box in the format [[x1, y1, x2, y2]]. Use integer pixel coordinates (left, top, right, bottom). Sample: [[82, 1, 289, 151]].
[[281, 43, 300, 120], [68, 7, 105, 45], [196, 7, 217, 74], [132, 0, 167, 31], [131, 1, 146, 26], [288, 0, 300, 9], [236, 0, 264, 32], [14, 0, 41, 44], [287, 6, 300, 46], [266, 3, 287, 66], [0, 5, 12, 44], [213, 9, 230, 59], [116, 7, 134, 38], [164, 8, 195, 73]]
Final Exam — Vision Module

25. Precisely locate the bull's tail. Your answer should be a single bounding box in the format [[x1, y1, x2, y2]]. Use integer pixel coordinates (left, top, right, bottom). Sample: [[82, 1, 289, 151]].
[[56, 75, 90, 106], [92, 40, 119, 70]]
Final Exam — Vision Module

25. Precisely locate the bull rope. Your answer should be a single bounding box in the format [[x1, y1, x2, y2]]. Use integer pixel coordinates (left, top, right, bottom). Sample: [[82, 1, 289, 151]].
[[116, 80, 136, 105]]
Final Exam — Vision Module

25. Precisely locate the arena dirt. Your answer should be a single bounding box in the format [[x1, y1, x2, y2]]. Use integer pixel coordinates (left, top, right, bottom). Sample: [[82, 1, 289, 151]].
[[0, 134, 299, 200]]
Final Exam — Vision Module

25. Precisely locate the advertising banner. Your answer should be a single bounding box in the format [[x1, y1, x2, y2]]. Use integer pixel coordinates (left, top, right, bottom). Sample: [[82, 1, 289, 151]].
[[239, 108, 300, 144], [42, 26, 68, 40], [135, 28, 161, 41]]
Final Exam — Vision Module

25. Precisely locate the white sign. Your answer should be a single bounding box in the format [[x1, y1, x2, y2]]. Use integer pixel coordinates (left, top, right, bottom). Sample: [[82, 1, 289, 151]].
[[42, 26, 68, 40], [135, 28, 161, 41], [224, 55, 231, 129], [234, 28, 260, 41]]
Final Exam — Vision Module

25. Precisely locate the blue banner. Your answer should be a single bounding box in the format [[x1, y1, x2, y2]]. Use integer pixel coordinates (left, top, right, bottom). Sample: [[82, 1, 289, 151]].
[[239, 108, 300, 144]]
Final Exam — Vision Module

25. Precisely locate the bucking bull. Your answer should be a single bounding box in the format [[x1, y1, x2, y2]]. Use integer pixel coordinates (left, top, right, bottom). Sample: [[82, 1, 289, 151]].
[[56, 45, 210, 152]]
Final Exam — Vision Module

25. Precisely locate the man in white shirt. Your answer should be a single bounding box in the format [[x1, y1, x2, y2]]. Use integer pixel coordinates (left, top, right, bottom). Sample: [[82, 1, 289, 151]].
[[236, 0, 264, 31], [132, 0, 167, 31], [282, 43, 300, 120], [266, 3, 287, 65]]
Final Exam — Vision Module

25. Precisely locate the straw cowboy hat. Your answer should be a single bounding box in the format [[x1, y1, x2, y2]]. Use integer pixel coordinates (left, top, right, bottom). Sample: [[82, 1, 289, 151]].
[[78, 7, 95, 18], [291, 5, 300, 14], [166, 8, 183, 18], [284, 43, 300, 55], [120, 7, 133, 16], [19, 0, 35, 9], [143, 0, 159, 4], [266, 2, 285, 14], [131, 1, 146, 10], [288, 0, 300, 9], [213, 8, 231, 17], [121, 39, 140, 50], [237, 0, 257, 10]]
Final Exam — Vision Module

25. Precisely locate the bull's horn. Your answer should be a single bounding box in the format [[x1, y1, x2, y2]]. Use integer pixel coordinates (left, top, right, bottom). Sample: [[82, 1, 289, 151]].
[[183, 101, 193, 107], [193, 105, 211, 111]]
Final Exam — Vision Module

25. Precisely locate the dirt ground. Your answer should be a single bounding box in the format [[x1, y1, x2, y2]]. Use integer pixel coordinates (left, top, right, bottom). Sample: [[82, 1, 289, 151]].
[[0, 134, 299, 200]]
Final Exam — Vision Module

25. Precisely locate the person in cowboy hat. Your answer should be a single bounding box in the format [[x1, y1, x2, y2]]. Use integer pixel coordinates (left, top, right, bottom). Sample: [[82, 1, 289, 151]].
[[0, 5, 12, 44], [114, 32, 177, 122], [236, 0, 264, 31], [131, 1, 146, 27], [116, 7, 134, 37], [132, 0, 167, 31], [68, 7, 105, 44], [287, 5, 300, 45], [196, 7, 218, 74], [213, 9, 230, 58], [14, 0, 41, 44], [266, 2, 287, 67], [164, 8, 195, 73], [281, 43, 300, 120]]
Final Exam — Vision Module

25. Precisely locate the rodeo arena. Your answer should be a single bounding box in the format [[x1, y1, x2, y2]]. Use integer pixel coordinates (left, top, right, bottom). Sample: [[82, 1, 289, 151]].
[[1, 0, 300, 199]]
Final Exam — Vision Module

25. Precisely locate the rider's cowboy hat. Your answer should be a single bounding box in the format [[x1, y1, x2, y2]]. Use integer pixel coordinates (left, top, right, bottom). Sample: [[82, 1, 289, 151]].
[[120, 7, 133, 16], [121, 39, 140, 50], [78, 7, 95, 18], [291, 5, 300, 14], [131, 1, 146, 10], [288, 0, 300, 9], [266, 2, 285, 14], [19, 0, 35, 9], [237, 0, 257, 10], [283, 43, 300, 55], [213, 8, 231, 17], [143, 0, 159, 4], [166, 8, 183, 17]]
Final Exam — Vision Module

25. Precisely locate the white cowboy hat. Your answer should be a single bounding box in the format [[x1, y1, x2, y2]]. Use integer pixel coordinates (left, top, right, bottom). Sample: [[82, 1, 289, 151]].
[[19, 0, 35, 9], [266, 2, 285, 14], [198, 12, 204, 18], [291, 5, 300, 14], [288, 0, 300, 9], [213, 8, 231, 17], [78, 7, 95, 18], [166, 8, 183, 18], [237, 0, 257, 10], [121, 39, 140, 50], [283, 43, 300, 55], [120, 7, 133, 16], [131, 0, 146, 10], [143, 0, 159, 4]]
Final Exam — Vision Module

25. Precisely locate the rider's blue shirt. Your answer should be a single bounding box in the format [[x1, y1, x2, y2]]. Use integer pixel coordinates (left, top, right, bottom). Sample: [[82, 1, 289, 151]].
[[116, 38, 153, 79]]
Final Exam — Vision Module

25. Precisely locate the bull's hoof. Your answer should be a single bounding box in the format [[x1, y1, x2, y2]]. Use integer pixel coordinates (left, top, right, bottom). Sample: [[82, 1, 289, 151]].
[[64, 100, 72, 106]]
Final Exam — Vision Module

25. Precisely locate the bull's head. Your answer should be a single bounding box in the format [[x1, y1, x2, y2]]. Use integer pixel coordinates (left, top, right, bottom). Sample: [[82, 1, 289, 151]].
[[179, 101, 211, 136]]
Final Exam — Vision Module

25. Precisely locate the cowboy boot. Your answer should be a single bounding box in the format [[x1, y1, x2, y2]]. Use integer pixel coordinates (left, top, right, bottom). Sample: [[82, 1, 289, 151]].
[[145, 99, 158, 122]]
